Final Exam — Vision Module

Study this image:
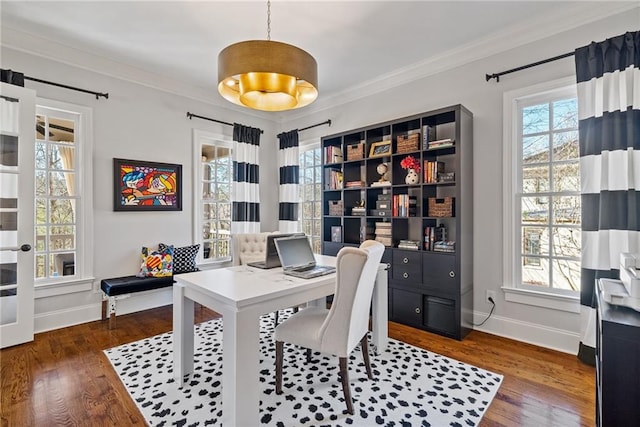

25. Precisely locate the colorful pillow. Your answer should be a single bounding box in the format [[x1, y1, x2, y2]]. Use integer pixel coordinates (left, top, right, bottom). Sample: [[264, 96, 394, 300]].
[[137, 245, 173, 278], [159, 243, 200, 274]]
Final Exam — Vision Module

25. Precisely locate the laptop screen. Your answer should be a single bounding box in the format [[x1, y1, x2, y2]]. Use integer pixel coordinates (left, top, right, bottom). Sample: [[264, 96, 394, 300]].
[[266, 233, 303, 259], [274, 235, 316, 269]]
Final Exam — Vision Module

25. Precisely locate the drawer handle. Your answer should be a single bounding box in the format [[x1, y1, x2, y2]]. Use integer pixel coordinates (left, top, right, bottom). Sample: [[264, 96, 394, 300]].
[[403, 257, 409, 264], [415, 307, 421, 314], [449, 271, 455, 278], [403, 272, 409, 279]]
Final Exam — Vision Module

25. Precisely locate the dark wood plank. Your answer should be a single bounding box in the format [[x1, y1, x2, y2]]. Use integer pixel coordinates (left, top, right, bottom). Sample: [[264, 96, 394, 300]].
[[0, 306, 594, 426]]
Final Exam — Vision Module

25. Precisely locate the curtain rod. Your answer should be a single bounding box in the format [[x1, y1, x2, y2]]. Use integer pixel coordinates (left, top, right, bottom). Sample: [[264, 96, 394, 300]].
[[24, 75, 109, 99], [186, 112, 264, 134], [278, 119, 332, 137], [486, 51, 575, 82]]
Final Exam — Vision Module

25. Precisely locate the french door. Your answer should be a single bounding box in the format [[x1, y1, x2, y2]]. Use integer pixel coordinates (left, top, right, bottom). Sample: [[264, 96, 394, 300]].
[[0, 82, 36, 348]]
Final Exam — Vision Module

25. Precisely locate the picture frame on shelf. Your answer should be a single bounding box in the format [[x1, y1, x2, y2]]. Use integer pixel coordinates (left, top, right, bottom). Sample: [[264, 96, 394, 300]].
[[331, 226, 342, 243], [369, 140, 392, 158], [113, 158, 182, 211]]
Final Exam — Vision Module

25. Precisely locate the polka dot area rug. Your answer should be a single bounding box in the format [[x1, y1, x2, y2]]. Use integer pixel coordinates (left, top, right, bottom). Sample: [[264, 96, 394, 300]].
[[104, 312, 502, 427]]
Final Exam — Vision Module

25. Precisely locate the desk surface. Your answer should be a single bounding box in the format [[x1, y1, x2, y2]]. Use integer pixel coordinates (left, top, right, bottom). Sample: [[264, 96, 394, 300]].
[[176, 255, 341, 309]]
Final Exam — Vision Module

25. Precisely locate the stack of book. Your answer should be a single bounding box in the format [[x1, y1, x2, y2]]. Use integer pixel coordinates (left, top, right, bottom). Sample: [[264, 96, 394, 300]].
[[351, 206, 366, 216], [424, 161, 444, 183], [324, 168, 343, 190], [421, 125, 436, 150], [424, 225, 447, 251], [345, 180, 365, 188], [433, 241, 455, 252], [427, 138, 455, 150], [374, 222, 392, 246], [324, 145, 343, 164], [398, 239, 420, 250], [392, 194, 417, 217]]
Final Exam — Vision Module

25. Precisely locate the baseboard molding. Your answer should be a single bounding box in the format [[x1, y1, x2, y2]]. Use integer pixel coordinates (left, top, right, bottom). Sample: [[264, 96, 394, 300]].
[[34, 288, 173, 333], [473, 310, 580, 355], [35, 303, 102, 333]]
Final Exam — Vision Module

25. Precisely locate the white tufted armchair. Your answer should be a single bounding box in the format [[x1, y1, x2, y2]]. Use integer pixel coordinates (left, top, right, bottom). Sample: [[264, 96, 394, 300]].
[[231, 232, 276, 266]]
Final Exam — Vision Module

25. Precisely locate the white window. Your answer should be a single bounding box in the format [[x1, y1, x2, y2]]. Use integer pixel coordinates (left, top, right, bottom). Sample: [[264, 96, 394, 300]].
[[298, 144, 322, 253], [503, 77, 581, 307], [193, 130, 232, 263], [34, 100, 92, 285]]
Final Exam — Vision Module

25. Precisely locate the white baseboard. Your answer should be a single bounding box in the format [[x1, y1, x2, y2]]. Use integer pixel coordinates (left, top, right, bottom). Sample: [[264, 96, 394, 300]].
[[35, 303, 102, 333], [473, 310, 580, 355], [34, 288, 173, 333]]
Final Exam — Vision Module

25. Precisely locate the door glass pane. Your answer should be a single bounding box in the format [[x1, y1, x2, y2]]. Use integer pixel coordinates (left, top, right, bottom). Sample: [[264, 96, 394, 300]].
[[0, 135, 18, 167], [49, 145, 75, 170], [49, 199, 75, 224], [49, 252, 75, 277], [49, 171, 75, 196]]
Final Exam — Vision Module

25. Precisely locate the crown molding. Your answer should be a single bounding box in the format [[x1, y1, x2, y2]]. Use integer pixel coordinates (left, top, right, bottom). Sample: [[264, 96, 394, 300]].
[[285, 2, 638, 122], [2, 3, 636, 126]]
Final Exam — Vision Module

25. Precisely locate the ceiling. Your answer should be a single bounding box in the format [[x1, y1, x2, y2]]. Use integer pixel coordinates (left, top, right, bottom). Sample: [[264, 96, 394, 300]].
[[1, 1, 634, 115]]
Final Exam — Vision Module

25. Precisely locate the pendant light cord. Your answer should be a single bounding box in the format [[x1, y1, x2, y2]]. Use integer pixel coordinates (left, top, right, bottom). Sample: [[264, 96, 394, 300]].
[[266, 0, 271, 41]]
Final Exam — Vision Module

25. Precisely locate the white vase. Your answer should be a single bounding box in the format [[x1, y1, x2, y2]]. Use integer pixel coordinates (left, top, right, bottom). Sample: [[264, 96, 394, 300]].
[[405, 168, 420, 185]]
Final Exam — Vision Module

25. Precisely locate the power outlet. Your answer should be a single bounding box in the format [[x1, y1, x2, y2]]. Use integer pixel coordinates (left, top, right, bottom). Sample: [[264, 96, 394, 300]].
[[485, 290, 496, 304]]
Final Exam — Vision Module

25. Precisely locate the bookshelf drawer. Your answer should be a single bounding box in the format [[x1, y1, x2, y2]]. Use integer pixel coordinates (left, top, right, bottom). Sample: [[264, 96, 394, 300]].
[[422, 252, 456, 291]]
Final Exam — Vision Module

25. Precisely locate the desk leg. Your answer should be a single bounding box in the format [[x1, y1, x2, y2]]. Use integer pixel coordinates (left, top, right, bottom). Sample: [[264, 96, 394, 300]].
[[371, 268, 388, 354], [173, 283, 194, 387], [222, 307, 261, 426]]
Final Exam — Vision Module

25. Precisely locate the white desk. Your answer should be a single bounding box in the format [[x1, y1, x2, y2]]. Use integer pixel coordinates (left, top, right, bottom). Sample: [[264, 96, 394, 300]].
[[173, 254, 388, 426]]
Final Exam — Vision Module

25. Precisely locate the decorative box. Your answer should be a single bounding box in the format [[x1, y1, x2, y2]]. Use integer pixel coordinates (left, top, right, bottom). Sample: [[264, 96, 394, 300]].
[[328, 200, 343, 216], [346, 142, 365, 161], [396, 133, 420, 153], [428, 197, 455, 217]]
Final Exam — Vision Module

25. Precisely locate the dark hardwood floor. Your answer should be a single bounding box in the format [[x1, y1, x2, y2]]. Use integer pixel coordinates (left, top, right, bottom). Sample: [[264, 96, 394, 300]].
[[1, 305, 595, 426]]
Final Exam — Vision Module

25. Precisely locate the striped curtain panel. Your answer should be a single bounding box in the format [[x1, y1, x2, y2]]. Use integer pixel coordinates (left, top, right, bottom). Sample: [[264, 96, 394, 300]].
[[575, 31, 639, 365], [277, 130, 300, 233], [231, 123, 261, 234]]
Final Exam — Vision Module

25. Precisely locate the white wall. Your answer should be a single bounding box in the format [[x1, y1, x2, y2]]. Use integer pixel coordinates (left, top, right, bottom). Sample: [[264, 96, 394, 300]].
[[2, 47, 280, 331], [3, 8, 638, 351], [282, 10, 638, 353]]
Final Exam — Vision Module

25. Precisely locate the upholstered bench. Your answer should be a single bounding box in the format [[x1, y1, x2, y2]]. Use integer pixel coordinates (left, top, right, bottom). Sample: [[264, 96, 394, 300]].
[[101, 275, 175, 329]]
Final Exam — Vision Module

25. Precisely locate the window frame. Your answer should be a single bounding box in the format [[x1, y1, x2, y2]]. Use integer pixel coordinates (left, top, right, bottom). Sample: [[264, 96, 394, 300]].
[[192, 129, 233, 265], [298, 140, 322, 253], [33, 98, 94, 292], [502, 77, 580, 313]]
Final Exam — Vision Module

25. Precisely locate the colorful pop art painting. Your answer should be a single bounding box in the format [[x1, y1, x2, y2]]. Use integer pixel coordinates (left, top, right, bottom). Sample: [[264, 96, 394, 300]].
[[113, 158, 182, 211]]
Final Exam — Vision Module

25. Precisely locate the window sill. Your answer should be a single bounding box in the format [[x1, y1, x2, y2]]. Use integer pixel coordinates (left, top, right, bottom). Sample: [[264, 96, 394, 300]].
[[197, 257, 232, 270], [501, 286, 580, 313], [35, 277, 95, 298]]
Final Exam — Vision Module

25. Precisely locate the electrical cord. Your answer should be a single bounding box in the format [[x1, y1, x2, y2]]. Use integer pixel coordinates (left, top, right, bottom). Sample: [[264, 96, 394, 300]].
[[472, 297, 495, 327]]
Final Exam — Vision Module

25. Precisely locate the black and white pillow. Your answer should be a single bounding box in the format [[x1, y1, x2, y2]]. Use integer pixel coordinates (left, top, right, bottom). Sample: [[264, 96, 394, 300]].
[[159, 243, 200, 274]]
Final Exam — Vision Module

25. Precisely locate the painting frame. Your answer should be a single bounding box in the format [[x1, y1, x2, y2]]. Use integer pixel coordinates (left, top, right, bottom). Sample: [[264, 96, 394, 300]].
[[369, 140, 392, 158], [113, 158, 182, 211]]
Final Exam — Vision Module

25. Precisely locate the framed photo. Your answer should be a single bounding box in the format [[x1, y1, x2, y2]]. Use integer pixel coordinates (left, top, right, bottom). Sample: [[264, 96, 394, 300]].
[[369, 140, 392, 158], [331, 226, 342, 243], [113, 158, 182, 211]]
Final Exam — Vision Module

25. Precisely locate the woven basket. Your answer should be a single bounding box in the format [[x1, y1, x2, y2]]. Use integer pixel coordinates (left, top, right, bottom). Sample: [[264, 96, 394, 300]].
[[397, 133, 420, 153], [346, 143, 364, 161], [328, 200, 343, 216], [428, 197, 454, 217]]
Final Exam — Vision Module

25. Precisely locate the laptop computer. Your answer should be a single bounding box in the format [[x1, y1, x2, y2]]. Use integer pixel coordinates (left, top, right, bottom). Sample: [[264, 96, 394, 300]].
[[273, 235, 336, 279], [247, 233, 304, 269]]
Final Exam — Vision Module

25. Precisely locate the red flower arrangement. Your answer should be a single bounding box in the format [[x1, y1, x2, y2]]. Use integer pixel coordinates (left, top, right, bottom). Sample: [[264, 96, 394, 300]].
[[400, 155, 420, 173]]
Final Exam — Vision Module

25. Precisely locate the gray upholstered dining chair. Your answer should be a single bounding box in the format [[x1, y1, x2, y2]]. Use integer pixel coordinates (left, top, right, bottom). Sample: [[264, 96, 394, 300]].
[[274, 240, 385, 414]]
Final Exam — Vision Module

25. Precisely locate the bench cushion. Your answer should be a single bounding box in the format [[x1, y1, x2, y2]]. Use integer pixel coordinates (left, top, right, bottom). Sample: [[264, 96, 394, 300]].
[[101, 275, 174, 296]]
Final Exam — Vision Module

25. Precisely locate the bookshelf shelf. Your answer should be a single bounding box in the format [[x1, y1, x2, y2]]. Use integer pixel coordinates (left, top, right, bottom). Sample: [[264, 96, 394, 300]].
[[321, 104, 473, 340]]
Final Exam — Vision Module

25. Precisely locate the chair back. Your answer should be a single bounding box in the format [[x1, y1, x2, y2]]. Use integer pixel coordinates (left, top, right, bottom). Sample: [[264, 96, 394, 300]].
[[231, 231, 275, 265], [318, 240, 385, 357]]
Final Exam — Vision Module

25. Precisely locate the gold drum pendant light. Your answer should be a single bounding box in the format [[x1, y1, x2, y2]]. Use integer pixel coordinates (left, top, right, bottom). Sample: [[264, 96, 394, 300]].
[[217, 1, 318, 112]]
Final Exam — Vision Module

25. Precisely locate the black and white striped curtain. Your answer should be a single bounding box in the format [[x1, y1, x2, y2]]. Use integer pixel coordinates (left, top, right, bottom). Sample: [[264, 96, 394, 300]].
[[231, 123, 261, 234], [575, 31, 639, 365], [277, 130, 300, 233]]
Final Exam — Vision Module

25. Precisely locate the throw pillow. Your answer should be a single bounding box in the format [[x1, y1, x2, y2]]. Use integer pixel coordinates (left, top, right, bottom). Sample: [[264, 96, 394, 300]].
[[159, 243, 200, 274], [137, 245, 173, 278]]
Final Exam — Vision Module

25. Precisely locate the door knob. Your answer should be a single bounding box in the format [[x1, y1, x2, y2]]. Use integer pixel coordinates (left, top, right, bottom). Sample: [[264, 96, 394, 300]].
[[20, 244, 31, 252]]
